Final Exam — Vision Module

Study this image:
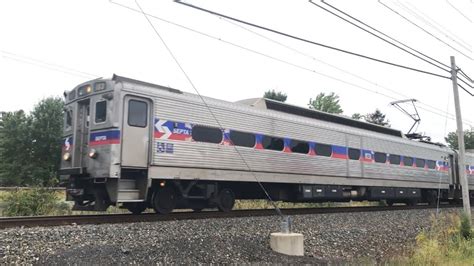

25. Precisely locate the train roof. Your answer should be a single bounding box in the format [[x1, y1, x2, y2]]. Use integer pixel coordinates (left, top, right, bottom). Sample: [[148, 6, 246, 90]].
[[236, 98, 404, 138]]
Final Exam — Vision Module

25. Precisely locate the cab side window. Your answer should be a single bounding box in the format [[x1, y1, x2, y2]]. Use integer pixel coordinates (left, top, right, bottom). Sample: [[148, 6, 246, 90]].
[[95, 101, 107, 123]]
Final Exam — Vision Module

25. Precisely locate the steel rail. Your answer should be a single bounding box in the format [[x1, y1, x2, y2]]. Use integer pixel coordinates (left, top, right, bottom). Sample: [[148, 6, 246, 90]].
[[0, 204, 460, 229]]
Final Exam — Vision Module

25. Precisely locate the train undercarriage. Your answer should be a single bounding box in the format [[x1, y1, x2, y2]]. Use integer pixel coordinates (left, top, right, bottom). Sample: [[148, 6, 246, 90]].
[[65, 170, 465, 215]]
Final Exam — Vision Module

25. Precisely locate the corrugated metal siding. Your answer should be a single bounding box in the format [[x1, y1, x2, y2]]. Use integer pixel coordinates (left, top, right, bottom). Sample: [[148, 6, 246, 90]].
[[119, 83, 452, 187]]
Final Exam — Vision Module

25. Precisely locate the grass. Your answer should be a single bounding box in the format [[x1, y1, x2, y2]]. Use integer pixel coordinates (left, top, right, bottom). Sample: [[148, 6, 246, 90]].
[[386, 212, 474, 265]]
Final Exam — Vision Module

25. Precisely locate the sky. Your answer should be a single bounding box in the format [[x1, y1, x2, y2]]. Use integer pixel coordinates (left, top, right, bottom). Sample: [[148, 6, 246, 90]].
[[0, 0, 473, 144]]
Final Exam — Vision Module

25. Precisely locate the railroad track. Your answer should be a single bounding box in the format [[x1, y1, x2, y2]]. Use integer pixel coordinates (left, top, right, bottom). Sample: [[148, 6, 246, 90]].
[[0, 204, 460, 229]]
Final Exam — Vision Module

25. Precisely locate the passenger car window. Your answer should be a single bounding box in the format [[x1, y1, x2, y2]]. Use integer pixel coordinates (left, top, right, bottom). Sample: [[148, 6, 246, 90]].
[[262, 136, 284, 151], [403, 156, 414, 167], [291, 140, 309, 154], [128, 100, 147, 127], [374, 152, 387, 163], [415, 158, 426, 168], [95, 101, 107, 123], [427, 160, 436, 169], [229, 130, 255, 148], [192, 126, 222, 144], [315, 143, 332, 157], [348, 148, 360, 160], [389, 154, 401, 165]]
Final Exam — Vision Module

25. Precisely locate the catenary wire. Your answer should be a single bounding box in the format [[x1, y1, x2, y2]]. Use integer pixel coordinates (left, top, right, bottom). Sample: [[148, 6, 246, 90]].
[[2, 54, 99, 79], [310, 0, 451, 72], [446, 0, 472, 23], [132, 0, 284, 217], [317, 0, 474, 89], [1, 50, 100, 78], [174, 0, 451, 80], [396, 1, 472, 53], [458, 68, 474, 83], [458, 83, 474, 96], [378, 0, 473, 60], [219, 16, 473, 126], [404, 2, 471, 49], [110, 0, 474, 128]]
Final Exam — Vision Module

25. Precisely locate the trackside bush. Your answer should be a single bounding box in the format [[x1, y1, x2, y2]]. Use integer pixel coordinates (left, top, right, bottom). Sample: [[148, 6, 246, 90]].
[[1, 188, 70, 216], [408, 213, 474, 265], [460, 212, 472, 240]]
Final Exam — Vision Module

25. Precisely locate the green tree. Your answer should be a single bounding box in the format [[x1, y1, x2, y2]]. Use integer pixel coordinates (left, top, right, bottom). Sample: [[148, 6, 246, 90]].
[[29, 97, 64, 186], [365, 109, 390, 127], [0, 97, 64, 186], [351, 113, 363, 120], [0, 110, 33, 186], [445, 128, 474, 150], [264, 89, 287, 102], [308, 92, 343, 114]]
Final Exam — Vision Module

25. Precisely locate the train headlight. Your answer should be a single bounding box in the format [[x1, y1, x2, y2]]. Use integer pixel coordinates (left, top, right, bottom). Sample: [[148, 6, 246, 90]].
[[63, 152, 71, 161], [88, 149, 98, 159]]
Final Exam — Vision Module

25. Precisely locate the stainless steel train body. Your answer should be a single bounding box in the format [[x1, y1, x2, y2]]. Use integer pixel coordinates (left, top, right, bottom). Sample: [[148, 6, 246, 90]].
[[59, 75, 474, 213]]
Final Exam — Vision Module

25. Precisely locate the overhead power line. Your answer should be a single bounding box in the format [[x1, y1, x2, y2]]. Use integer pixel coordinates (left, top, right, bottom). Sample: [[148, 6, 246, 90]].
[[110, 0, 474, 127], [1, 50, 100, 79], [397, 1, 472, 52], [378, 0, 473, 60], [446, 0, 472, 23], [219, 16, 472, 125], [174, 0, 451, 80], [310, 0, 451, 73]]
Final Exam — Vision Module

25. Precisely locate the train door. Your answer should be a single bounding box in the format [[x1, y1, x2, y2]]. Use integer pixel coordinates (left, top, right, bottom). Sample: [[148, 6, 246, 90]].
[[346, 134, 363, 177], [121, 96, 152, 168], [73, 99, 90, 170]]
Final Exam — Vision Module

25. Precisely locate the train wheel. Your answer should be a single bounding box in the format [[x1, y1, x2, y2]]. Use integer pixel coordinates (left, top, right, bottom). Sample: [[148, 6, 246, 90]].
[[152, 186, 177, 214], [125, 202, 147, 215], [217, 188, 235, 212]]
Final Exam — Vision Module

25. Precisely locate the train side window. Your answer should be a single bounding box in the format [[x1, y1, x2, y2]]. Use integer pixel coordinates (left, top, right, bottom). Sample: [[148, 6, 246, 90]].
[[374, 152, 387, 163], [389, 154, 401, 165], [95, 101, 107, 123], [403, 156, 414, 166], [427, 160, 436, 169], [192, 126, 222, 144], [291, 140, 309, 154], [230, 130, 255, 148], [262, 136, 284, 151], [415, 158, 426, 168], [348, 148, 360, 160], [128, 100, 148, 127], [315, 143, 332, 157], [65, 109, 73, 129]]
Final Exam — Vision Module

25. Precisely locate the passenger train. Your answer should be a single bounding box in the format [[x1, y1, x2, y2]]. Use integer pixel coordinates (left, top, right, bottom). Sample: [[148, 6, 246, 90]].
[[59, 75, 474, 214]]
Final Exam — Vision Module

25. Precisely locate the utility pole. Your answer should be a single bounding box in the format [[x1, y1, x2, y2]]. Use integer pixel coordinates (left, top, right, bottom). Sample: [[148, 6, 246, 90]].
[[450, 56, 471, 219]]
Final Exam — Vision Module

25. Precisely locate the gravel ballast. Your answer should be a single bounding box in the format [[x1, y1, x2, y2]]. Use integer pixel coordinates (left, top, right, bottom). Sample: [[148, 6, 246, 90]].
[[0, 208, 462, 264]]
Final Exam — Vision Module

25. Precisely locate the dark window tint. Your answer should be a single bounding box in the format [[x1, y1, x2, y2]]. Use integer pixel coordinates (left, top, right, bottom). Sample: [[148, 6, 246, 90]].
[[348, 148, 360, 160], [262, 136, 284, 151], [415, 158, 426, 168], [95, 101, 107, 123], [291, 140, 309, 154], [128, 100, 147, 127], [65, 110, 73, 129], [427, 160, 436, 169], [68, 91, 76, 101], [192, 126, 222, 144], [315, 143, 332, 157], [374, 152, 387, 163], [389, 154, 401, 165], [403, 156, 414, 167], [230, 130, 255, 148]]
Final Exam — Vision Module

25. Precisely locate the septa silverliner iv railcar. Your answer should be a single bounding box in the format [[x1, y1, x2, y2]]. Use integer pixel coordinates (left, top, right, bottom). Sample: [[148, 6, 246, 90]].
[[59, 75, 474, 214]]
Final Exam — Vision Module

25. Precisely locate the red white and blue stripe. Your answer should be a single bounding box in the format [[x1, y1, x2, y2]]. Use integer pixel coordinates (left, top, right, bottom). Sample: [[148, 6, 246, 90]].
[[89, 130, 120, 146]]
